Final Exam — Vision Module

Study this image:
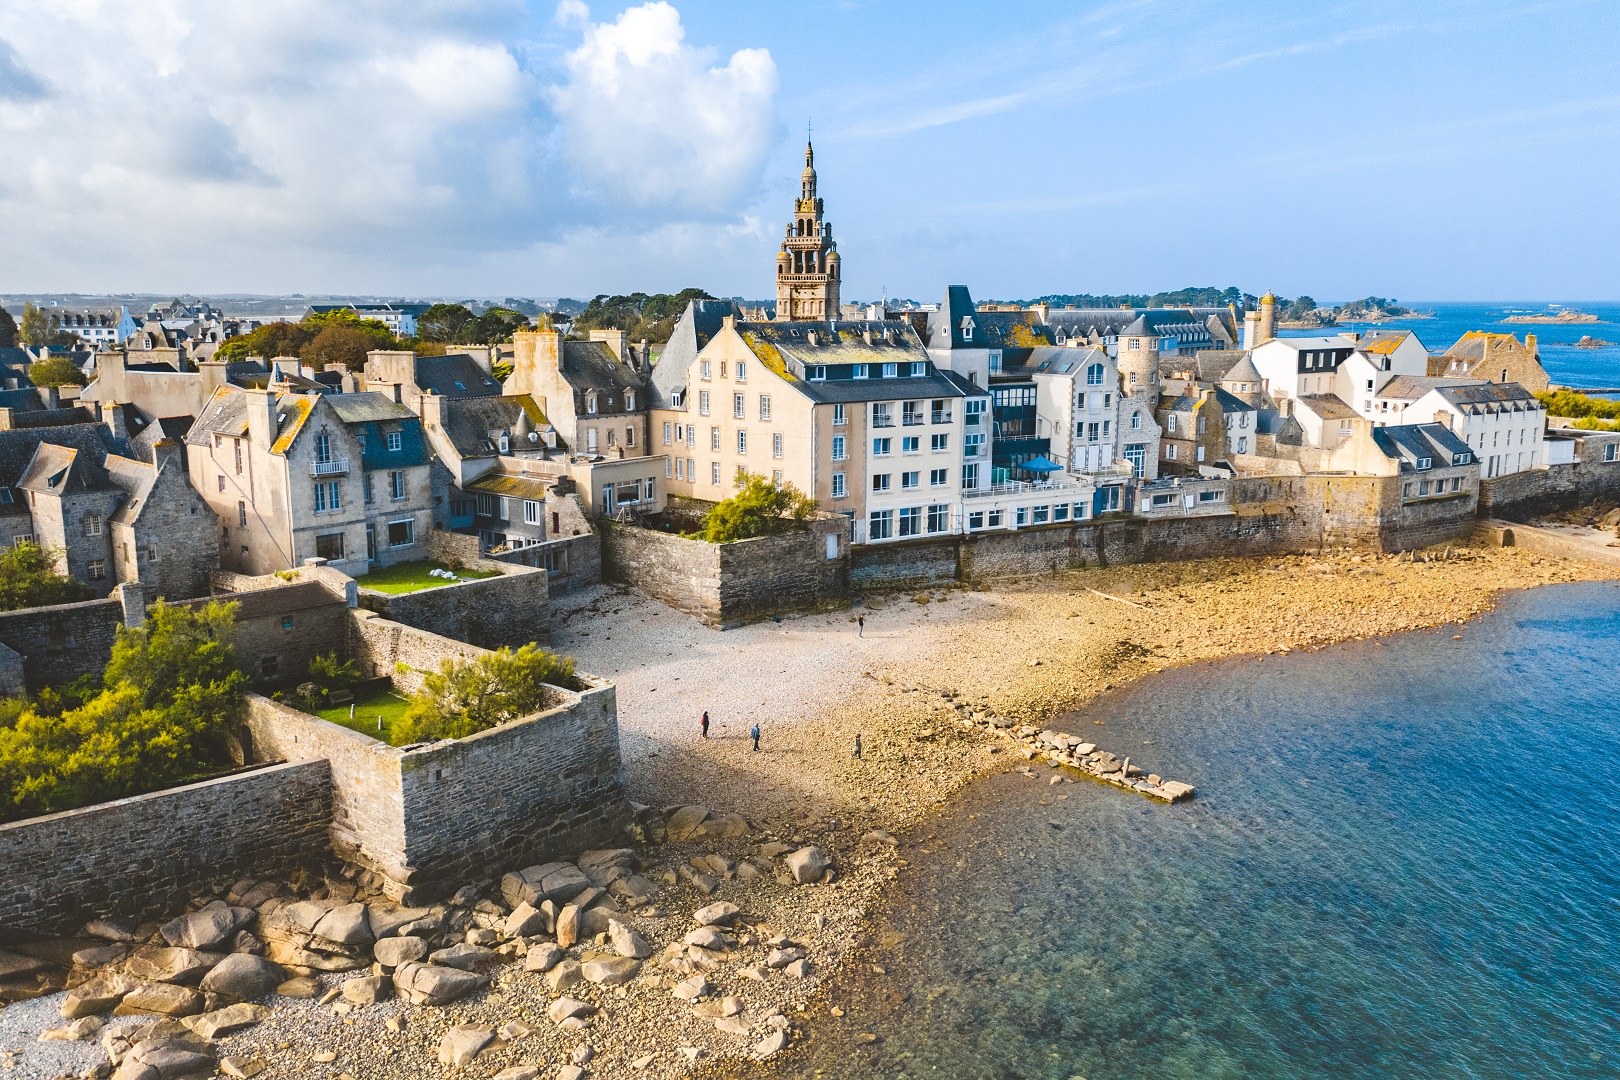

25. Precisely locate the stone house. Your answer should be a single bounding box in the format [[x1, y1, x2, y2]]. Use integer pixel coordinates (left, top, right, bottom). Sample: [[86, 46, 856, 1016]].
[[1157, 387, 1257, 474], [1433, 331, 1550, 393], [507, 329, 652, 459], [185, 388, 433, 577]]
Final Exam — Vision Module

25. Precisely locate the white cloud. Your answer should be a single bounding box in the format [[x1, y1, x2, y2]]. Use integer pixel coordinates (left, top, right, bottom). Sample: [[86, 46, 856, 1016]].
[[547, 1, 778, 213], [0, 1, 780, 291]]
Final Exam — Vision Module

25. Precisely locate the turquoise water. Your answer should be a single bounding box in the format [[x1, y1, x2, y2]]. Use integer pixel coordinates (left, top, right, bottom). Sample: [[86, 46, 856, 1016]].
[[1279, 301, 1620, 390], [783, 583, 1620, 1079]]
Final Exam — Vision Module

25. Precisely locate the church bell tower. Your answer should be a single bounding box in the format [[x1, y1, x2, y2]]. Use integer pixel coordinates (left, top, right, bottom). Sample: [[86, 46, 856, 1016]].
[[775, 140, 841, 321]]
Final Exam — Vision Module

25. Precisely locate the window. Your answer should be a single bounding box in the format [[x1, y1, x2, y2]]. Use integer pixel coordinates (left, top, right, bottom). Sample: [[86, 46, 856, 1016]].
[[733, 393, 745, 419], [387, 519, 415, 547], [585, 392, 598, 415], [833, 403, 846, 426], [1166, 444, 1178, 460], [1016, 507, 1029, 526], [699, 391, 711, 416], [899, 401, 921, 427], [281, 616, 294, 631], [1102, 420, 1111, 437], [1451, 477, 1463, 492], [1033, 505, 1049, 524], [872, 473, 892, 492], [759, 395, 771, 420], [475, 493, 497, 517], [1196, 416, 1208, 435], [772, 433, 783, 459], [1237, 436, 1248, 453], [882, 363, 898, 378], [711, 462, 721, 485], [524, 500, 541, 525], [735, 360, 749, 383], [82, 514, 102, 536], [931, 400, 952, 424], [969, 511, 985, 530], [902, 436, 920, 453], [386, 471, 402, 500], [965, 398, 986, 425], [930, 468, 948, 487], [664, 422, 672, 445], [987, 509, 1004, 527], [234, 441, 243, 475], [1123, 444, 1146, 477], [1419, 480, 1432, 496], [312, 482, 327, 512], [315, 533, 344, 560], [829, 435, 847, 462], [869, 509, 894, 540], [1097, 486, 1121, 513], [873, 437, 892, 456], [711, 427, 721, 451], [218, 475, 226, 492], [1606, 444, 1618, 462], [1129, 339, 1140, 351], [626, 426, 636, 448], [666, 457, 673, 478], [808, 365, 827, 381], [1086, 363, 1104, 386], [386, 431, 402, 452], [1087, 422, 1100, 442], [1195, 446, 1206, 463], [87, 559, 105, 580], [586, 428, 598, 453], [1199, 489, 1225, 503], [1054, 503, 1070, 522], [909, 362, 927, 377], [238, 501, 247, 528], [260, 656, 279, 679], [872, 403, 894, 428], [962, 462, 980, 489], [989, 351, 1001, 372], [701, 360, 711, 380], [625, 390, 636, 411], [964, 432, 985, 457], [852, 364, 869, 379], [737, 430, 748, 454], [898, 506, 922, 537], [831, 472, 846, 498], [902, 471, 919, 490], [1131, 412, 1141, 430], [931, 433, 948, 451]]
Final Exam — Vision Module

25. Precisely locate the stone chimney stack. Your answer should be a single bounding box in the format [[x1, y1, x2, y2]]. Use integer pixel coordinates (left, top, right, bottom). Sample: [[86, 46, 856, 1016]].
[[589, 329, 627, 363], [245, 388, 279, 449], [100, 401, 127, 438]]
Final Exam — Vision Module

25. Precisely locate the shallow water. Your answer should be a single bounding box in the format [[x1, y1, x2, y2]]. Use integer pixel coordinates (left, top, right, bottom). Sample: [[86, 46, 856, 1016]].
[[779, 582, 1620, 1080]]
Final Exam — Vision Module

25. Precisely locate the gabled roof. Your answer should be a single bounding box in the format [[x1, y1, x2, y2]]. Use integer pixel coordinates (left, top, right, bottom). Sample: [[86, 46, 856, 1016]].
[[18, 443, 111, 496], [327, 392, 416, 425], [1372, 423, 1473, 470], [728, 319, 968, 403], [560, 340, 645, 394], [412, 354, 501, 398], [1026, 345, 1106, 377], [650, 299, 741, 410], [1263, 335, 1357, 351], [1444, 330, 1534, 361], [1378, 375, 1480, 401], [1430, 381, 1538, 407], [1358, 329, 1413, 355], [187, 387, 249, 444], [466, 472, 551, 501], [105, 455, 158, 525], [0, 424, 125, 488], [440, 395, 553, 460], [1211, 386, 1255, 413], [1295, 394, 1359, 420]]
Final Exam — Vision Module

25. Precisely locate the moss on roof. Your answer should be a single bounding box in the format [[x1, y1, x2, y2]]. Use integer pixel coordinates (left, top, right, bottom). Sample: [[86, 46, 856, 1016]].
[[270, 396, 314, 455], [738, 332, 795, 381]]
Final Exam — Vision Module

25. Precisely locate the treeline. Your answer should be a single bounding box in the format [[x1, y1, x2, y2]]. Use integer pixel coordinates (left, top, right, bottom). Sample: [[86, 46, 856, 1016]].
[[1538, 389, 1620, 431], [571, 288, 714, 344], [1022, 286, 1250, 309]]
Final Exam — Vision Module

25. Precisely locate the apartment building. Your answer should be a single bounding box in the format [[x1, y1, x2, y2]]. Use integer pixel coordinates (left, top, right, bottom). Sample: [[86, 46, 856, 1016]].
[[507, 329, 651, 459]]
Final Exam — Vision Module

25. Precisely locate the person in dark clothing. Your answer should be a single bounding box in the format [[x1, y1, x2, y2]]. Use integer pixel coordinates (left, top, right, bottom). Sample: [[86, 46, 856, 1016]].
[[750, 723, 761, 751], [857, 615, 865, 637], [700, 711, 709, 738], [853, 733, 863, 759]]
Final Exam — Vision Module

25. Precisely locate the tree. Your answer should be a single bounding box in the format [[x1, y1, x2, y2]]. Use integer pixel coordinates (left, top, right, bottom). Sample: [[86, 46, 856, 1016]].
[[573, 288, 714, 343], [0, 600, 245, 822], [300, 325, 378, 370], [28, 355, 87, 388], [0, 542, 94, 611], [417, 303, 475, 343], [214, 320, 315, 363], [391, 644, 575, 745], [308, 652, 360, 692], [19, 304, 49, 347], [700, 474, 816, 543], [0, 307, 17, 349]]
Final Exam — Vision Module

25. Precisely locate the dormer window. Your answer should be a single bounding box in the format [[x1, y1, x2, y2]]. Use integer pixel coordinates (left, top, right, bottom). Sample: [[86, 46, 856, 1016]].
[[499, 433, 510, 453], [960, 316, 975, 342], [852, 364, 868, 379], [808, 365, 826, 381], [625, 390, 636, 411], [882, 362, 898, 378], [586, 392, 599, 414]]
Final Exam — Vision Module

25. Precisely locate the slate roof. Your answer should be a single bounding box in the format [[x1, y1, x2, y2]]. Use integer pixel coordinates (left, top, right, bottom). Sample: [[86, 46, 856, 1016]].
[[1295, 394, 1359, 420], [1377, 375, 1479, 401], [440, 395, 553, 460], [560, 340, 645, 393], [1266, 335, 1357, 351], [1358, 329, 1413, 355], [18, 443, 111, 495], [466, 472, 552, 500], [1372, 423, 1474, 471], [0, 424, 125, 489], [105, 455, 157, 525], [412, 354, 501, 398], [1220, 354, 1263, 385], [1025, 345, 1106, 377], [1444, 330, 1532, 361], [1211, 386, 1255, 413], [327, 393, 416, 425], [730, 319, 969, 403], [1431, 381, 1539, 407], [650, 299, 741, 410], [1044, 308, 1231, 347], [187, 389, 249, 444]]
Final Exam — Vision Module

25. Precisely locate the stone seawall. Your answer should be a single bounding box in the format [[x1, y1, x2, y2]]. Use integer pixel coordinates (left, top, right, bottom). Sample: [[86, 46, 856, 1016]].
[[601, 517, 850, 627], [358, 563, 550, 649], [428, 527, 602, 597], [241, 677, 629, 903], [0, 760, 332, 937], [1480, 450, 1620, 521]]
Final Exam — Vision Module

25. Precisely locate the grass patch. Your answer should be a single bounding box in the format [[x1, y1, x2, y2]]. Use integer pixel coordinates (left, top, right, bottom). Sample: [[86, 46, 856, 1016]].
[[357, 560, 500, 595], [316, 685, 414, 743]]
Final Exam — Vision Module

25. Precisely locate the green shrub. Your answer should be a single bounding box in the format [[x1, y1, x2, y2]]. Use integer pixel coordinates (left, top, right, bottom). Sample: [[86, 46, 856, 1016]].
[[391, 644, 575, 745], [700, 474, 816, 543], [1538, 389, 1620, 422], [0, 601, 245, 822], [0, 542, 94, 612], [308, 652, 360, 692]]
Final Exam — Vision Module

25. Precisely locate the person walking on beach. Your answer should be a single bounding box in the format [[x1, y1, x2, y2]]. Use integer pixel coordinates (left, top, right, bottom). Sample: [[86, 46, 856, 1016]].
[[750, 722, 761, 752], [857, 615, 865, 638], [853, 733, 863, 760], [700, 711, 709, 739]]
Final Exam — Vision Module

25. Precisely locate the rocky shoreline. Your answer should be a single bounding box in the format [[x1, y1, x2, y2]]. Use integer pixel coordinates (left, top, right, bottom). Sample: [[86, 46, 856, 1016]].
[[4, 541, 1618, 1079]]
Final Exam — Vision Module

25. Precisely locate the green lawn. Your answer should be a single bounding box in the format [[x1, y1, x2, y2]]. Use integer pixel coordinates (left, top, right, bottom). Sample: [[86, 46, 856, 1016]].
[[316, 686, 414, 744], [357, 560, 500, 595]]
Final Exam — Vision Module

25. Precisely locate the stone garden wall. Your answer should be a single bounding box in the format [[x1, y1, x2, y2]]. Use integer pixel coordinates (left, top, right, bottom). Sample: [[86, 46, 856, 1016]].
[[0, 587, 141, 693], [357, 561, 550, 650], [0, 760, 332, 937], [344, 608, 489, 694]]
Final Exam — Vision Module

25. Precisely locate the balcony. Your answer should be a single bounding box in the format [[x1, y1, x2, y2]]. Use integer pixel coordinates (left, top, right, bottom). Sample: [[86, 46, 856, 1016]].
[[310, 459, 350, 477], [964, 478, 1080, 500]]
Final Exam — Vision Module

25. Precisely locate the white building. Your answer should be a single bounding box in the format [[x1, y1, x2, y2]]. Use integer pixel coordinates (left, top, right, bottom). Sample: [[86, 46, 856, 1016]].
[[1375, 377, 1546, 477]]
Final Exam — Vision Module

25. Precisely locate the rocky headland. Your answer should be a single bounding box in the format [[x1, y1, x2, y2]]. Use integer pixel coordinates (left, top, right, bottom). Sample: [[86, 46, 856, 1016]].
[[1504, 310, 1600, 324]]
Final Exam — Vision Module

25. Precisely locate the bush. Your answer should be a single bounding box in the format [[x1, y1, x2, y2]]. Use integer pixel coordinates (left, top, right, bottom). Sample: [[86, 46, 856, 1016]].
[[0, 601, 246, 822], [391, 644, 574, 745], [0, 542, 94, 612], [700, 474, 816, 543], [28, 355, 87, 388], [308, 652, 360, 692], [1539, 389, 1620, 428]]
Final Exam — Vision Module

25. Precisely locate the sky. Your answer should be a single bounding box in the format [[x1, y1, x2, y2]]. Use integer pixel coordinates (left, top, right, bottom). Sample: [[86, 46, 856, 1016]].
[[1, 0, 1618, 303]]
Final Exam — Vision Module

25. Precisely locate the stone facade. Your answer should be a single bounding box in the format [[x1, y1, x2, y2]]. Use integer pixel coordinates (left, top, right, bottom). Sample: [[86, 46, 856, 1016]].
[[600, 515, 850, 628], [0, 760, 332, 937], [357, 560, 549, 649], [345, 608, 488, 694], [242, 672, 629, 903], [0, 588, 139, 693], [431, 525, 603, 597]]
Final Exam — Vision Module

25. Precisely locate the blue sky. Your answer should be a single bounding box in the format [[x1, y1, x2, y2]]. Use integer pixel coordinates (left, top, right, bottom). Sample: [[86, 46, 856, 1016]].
[[1, 0, 1617, 302]]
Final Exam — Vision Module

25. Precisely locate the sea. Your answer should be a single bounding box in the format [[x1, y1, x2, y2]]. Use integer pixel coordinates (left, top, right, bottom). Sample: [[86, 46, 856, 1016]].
[[1276, 300, 1620, 393], [772, 582, 1620, 1080]]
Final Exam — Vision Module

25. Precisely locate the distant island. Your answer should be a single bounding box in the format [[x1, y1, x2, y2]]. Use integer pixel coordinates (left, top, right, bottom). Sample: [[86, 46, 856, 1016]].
[[1575, 335, 1613, 348], [1504, 309, 1600, 324], [1279, 295, 1429, 329]]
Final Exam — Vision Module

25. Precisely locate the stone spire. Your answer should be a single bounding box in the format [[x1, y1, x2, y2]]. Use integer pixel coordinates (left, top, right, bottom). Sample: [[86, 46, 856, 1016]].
[[775, 138, 841, 321]]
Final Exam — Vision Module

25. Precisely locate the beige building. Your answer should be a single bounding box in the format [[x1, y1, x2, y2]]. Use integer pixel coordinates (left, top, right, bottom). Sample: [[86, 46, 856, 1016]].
[[185, 388, 434, 576], [507, 329, 651, 458], [650, 316, 975, 542]]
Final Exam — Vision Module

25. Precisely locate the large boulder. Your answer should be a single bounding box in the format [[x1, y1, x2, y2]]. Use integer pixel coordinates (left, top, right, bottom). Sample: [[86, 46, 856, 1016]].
[[199, 954, 286, 1001], [392, 962, 487, 1006], [110, 1036, 214, 1080], [340, 975, 391, 1006], [608, 920, 652, 959], [546, 996, 595, 1023], [499, 862, 590, 909], [554, 904, 581, 950], [784, 846, 829, 885], [693, 902, 741, 927], [366, 904, 431, 940], [61, 971, 142, 1018], [437, 1024, 494, 1067], [125, 947, 220, 986], [522, 943, 564, 973], [114, 982, 205, 1017], [159, 906, 254, 952], [372, 936, 429, 969], [182, 1003, 271, 1039], [665, 805, 712, 842], [310, 903, 373, 946], [581, 957, 640, 985], [683, 927, 731, 951], [428, 943, 497, 971], [504, 901, 549, 939], [577, 848, 637, 887]]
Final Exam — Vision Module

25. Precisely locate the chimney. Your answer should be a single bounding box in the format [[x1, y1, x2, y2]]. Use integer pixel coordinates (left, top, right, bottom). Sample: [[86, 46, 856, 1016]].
[[418, 390, 447, 431], [45, 385, 60, 409], [639, 339, 650, 373], [245, 388, 279, 449], [100, 401, 127, 438], [589, 329, 627, 362], [152, 437, 181, 473]]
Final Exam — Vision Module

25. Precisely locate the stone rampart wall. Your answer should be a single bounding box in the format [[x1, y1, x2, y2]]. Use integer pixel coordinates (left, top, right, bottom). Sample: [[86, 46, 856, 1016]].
[[1480, 453, 1620, 521], [358, 563, 549, 649], [0, 595, 125, 692], [0, 760, 331, 937], [345, 609, 488, 694]]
